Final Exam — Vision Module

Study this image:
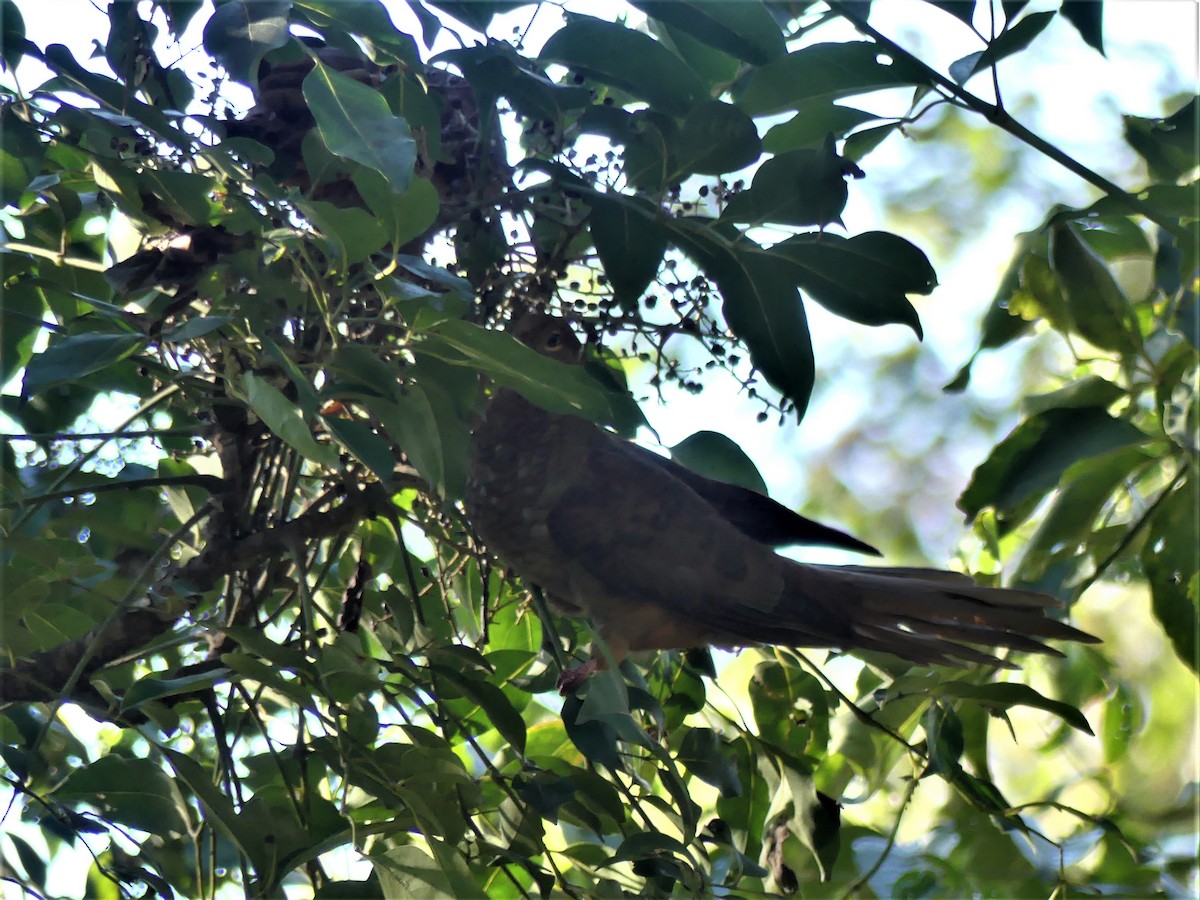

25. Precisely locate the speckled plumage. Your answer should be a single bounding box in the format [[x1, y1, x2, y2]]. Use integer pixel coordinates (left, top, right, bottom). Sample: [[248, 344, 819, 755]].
[[466, 314, 1098, 691]]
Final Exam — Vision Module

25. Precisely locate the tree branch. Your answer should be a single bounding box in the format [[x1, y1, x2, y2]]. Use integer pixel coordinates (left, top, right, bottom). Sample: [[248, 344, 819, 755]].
[[0, 484, 396, 705], [825, 1, 1189, 243]]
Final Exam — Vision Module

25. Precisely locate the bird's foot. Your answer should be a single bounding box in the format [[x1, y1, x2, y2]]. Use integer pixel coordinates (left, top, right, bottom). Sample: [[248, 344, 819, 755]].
[[556, 659, 599, 695]]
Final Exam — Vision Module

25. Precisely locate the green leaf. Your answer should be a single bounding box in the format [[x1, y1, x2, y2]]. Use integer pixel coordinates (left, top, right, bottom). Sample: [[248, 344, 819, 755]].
[[652, 20, 741, 91], [1016, 445, 1148, 585], [959, 406, 1147, 531], [948, 11, 1055, 84], [434, 667, 527, 756], [736, 42, 928, 116], [1050, 222, 1137, 355], [0, 109, 46, 205], [325, 417, 396, 485], [1123, 96, 1198, 183], [723, 138, 856, 228], [163, 315, 233, 343], [677, 727, 742, 797], [588, 193, 670, 312], [201, 0, 290, 90], [1060, 0, 1105, 55], [135, 169, 216, 226], [674, 225, 815, 417], [1, 0, 29, 71], [669, 430, 768, 494], [771, 231, 934, 336], [1022, 374, 1124, 415], [435, 44, 592, 123], [57, 755, 190, 834], [936, 681, 1094, 734], [367, 387, 446, 495], [606, 831, 689, 866], [923, 702, 965, 776], [420, 0, 524, 32], [241, 372, 339, 467], [1141, 478, 1198, 673], [0, 278, 44, 386], [22, 332, 145, 396], [419, 319, 614, 421], [675, 100, 762, 176], [291, 0, 420, 67], [631, 0, 786, 65], [298, 199, 389, 264], [539, 14, 708, 117], [763, 103, 881, 154], [121, 669, 228, 713], [303, 60, 417, 194], [576, 106, 677, 192]]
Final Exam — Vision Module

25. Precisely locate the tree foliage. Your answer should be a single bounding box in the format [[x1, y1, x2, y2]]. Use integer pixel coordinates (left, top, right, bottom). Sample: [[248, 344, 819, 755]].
[[0, 0, 1195, 896]]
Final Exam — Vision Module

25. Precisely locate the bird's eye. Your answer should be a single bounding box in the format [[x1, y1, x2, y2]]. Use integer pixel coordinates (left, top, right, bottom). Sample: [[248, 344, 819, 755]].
[[545, 333, 562, 349]]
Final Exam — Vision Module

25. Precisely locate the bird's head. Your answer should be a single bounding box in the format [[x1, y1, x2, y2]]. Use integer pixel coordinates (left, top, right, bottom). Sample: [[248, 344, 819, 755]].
[[511, 313, 584, 364]]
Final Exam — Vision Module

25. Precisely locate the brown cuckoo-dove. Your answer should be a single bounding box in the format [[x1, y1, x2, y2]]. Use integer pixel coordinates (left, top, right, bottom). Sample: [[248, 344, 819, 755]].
[[465, 314, 1098, 693]]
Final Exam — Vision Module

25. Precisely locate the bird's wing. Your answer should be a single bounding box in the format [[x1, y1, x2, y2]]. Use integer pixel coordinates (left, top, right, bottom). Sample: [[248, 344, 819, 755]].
[[623, 442, 880, 555], [542, 434, 860, 650]]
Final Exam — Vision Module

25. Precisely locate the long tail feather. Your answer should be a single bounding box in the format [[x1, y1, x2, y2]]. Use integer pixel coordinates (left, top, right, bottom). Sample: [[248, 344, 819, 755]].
[[786, 563, 1098, 666]]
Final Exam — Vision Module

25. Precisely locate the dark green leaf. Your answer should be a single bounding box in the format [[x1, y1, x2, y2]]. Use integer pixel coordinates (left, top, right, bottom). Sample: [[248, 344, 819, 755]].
[[1050, 222, 1137, 355], [0, 109, 45, 204], [434, 667, 527, 756], [1123, 96, 1198, 183], [121, 669, 228, 713], [959, 406, 1147, 531], [948, 11, 1055, 84], [420, 0, 524, 32], [0, 278, 44, 386], [771, 231, 934, 336], [923, 702, 964, 776], [298, 200, 389, 264], [652, 20, 741, 91], [736, 42, 928, 116], [1, 0, 29, 71], [241, 372, 339, 467], [936, 681, 1094, 734], [576, 106, 677, 192], [723, 138, 856, 228], [539, 14, 708, 117], [436, 44, 592, 123], [1016, 446, 1149, 585], [606, 831, 689, 865], [1060, 0, 1104, 55], [22, 332, 145, 397], [588, 193, 670, 312], [1022, 374, 1124, 415], [1141, 478, 1198, 673], [325, 417, 396, 485], [291, 0, 420, 66], [763, 103, 881, 154], [57, 755, 189, 834], [303, 60, 417, 194], [674, 225, 815, 417], [201, 0, 290, 90], [670, 430, 769, 494], [420, 319, 614, 421], [677, 727, 742, 797], [631, 1, 786, 65], [676, 100, 762, 176]]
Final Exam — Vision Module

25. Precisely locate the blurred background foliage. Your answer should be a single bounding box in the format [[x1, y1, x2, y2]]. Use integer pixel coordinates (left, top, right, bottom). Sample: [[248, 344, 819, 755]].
[[0, 0, 1196, 897]]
